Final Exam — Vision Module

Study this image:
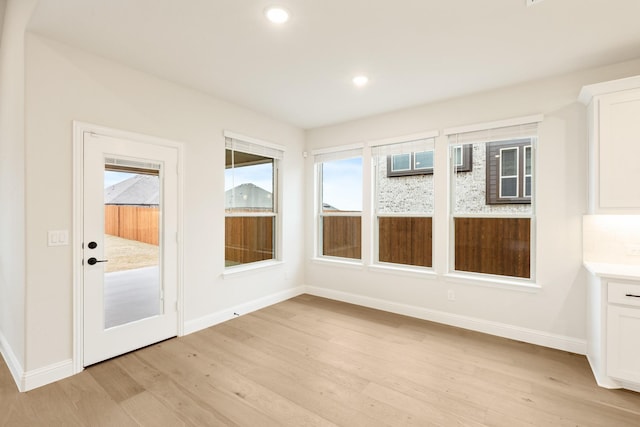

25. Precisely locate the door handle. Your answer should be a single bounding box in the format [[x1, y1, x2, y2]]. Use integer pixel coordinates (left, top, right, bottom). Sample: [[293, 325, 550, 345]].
[[87, 257, 108, 266]]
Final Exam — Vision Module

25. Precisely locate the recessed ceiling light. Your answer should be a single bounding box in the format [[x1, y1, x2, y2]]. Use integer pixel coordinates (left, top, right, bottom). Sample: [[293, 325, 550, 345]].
[[264, 6, 290, 24], [353, 75, 369, 87]]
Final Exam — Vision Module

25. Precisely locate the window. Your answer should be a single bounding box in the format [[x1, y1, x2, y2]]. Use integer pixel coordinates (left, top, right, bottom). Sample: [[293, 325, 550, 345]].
[[452, 144, 473, 172], [486, 139, 532, 204], [225, 134, 283, 267], [387, 150, 433, 176], [447, 118, 539, 279], [374, 136, 435, 267], [387, 144, 471, 177], [314, 148, 362, 260]]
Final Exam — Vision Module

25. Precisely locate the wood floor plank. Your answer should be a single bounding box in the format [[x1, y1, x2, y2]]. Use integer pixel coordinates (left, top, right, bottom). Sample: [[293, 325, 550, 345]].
[[87, 359, 146, 403], [120, 391, 187, 427], [56, 371, 138, 426], [1, 294, 640, 426], [115, 350, 243, 426], [187, 328, 396, 427], [152, 336, 336, 427]]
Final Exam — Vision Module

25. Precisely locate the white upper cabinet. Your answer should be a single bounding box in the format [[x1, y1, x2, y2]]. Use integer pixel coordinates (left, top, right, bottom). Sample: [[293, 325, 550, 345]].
[[580, 76, 640, 213]]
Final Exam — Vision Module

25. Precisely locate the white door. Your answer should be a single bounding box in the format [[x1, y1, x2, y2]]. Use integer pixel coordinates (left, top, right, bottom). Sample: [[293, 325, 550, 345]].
[[83, 132, 178, 366]]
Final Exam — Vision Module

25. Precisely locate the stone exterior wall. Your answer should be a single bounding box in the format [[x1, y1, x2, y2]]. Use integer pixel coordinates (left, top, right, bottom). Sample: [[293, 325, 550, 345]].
[[376, 156, 435, 214], [453, 144, 531, 215], [376, 144, 531, 215]]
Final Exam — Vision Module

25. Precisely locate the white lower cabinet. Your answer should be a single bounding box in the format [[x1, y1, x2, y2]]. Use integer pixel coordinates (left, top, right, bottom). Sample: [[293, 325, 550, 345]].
[[586, 269, 640, 392], [607, 282, 640, 384]]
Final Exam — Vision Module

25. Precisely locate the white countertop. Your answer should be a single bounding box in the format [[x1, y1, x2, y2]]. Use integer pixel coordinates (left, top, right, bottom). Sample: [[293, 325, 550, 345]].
[[584, 262, 640, 281]]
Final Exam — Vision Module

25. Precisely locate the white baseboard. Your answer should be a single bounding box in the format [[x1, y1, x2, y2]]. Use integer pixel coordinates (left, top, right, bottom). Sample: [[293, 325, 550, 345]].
[[22, 359, 74, 391], [305, 285, 587, 355], [183, 286, 306, 335], [0, 330, 82, 392], [0, 329, 24, 391], [586, 354, 621, 389]]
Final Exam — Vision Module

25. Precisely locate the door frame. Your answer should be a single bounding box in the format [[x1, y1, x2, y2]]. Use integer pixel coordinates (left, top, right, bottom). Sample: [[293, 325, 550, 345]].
[[72, 121, 185, 374]]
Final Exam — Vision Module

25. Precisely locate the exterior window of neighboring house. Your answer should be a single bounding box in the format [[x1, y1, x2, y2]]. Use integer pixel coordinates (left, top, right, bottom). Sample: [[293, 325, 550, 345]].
[[447, 118, 539, 280], [485, 139, 532, 204], [224, 133, 284, 268], [314, 147, 363, 260], [387, 144, 471, 177], [373, 135, 436, 268]]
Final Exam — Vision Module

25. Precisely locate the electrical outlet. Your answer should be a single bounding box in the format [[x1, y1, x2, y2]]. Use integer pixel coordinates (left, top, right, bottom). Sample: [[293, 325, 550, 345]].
[[447, 290, 456, 301], [627, 244, 640, 256]]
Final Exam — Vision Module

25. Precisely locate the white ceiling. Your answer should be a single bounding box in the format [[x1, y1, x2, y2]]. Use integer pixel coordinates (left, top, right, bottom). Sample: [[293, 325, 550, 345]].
[[27, 0, 640, 129]]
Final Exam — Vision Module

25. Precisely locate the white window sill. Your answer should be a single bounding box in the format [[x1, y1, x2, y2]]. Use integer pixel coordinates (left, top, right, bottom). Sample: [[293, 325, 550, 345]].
[[311, 257, 364, 270], [368, 263, 438, 280], [223, 260, 283, 278], [444, 272, 540, 292]]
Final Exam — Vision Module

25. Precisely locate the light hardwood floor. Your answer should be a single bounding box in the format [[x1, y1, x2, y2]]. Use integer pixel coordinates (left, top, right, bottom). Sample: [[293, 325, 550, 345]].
[[2, 295, 640, 426]]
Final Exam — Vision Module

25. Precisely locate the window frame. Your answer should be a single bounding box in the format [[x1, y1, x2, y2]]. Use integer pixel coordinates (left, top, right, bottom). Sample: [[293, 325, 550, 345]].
[[524, 146, 532, 197], [452, 144, 473, 172], [486, 139, 533, 205], [387, 144, 472, 178], [224, 132, 284, 270], [373, 136, 436, 269], [314, 148, 364, 262], [445, 115, 541, 283], [387, 151, 432, 176]]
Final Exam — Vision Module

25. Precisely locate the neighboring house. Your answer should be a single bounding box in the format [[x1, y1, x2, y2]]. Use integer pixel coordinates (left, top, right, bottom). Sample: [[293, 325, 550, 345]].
[[225, 182, 273, 211], [104, 174, 160, 245], [379, 142, 532, 215], [104, 174, 159, 206]]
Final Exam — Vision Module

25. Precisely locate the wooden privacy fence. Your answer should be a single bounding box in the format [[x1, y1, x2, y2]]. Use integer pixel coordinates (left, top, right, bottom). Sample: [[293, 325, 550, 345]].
[[321, 216, 433, 266], [321, 216, 529, 277], [322, 216, 362, 260], [104, 205, 159, 245], [378, 217, 432, 267], [454, 217, 530, 278], [225, 216, 274, 265]]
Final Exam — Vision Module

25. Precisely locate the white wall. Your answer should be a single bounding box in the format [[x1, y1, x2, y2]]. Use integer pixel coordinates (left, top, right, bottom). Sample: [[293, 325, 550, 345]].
[[304, 59, 640, 352], [23, 34, 305, 375], [0, 0, 37, 388]]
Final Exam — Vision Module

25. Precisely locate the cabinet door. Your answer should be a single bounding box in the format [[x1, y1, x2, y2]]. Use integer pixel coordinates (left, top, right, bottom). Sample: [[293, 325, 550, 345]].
[[607, 304, 640, 383], [598, 88, 640, 209]]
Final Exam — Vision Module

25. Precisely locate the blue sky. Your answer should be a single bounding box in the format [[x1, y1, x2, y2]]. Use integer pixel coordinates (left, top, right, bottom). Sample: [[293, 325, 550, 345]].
[[322, 157, 362, 211], [225, 163, 273, 192], [104, 171, 136, 188]]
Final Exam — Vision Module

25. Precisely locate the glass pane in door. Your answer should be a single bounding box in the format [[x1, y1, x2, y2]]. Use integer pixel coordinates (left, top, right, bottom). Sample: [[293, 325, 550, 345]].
[[103, 165, 162, 329]]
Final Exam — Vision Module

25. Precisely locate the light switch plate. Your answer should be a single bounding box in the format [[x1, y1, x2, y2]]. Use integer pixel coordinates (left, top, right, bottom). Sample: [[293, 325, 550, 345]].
[[48, 230, 69, 246]]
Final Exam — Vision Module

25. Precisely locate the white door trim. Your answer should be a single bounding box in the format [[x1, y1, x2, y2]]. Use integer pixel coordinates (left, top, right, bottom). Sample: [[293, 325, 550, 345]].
[[72, 121, 185, 374]]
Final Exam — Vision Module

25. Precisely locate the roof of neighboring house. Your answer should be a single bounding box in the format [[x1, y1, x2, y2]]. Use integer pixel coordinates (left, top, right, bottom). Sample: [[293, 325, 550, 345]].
[[105, 174, 159, 205], [225, 183, 272, 210]]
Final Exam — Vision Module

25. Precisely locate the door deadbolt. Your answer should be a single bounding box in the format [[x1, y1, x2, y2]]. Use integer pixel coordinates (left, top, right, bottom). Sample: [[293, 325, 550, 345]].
[[87, 241, 98, 249]]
